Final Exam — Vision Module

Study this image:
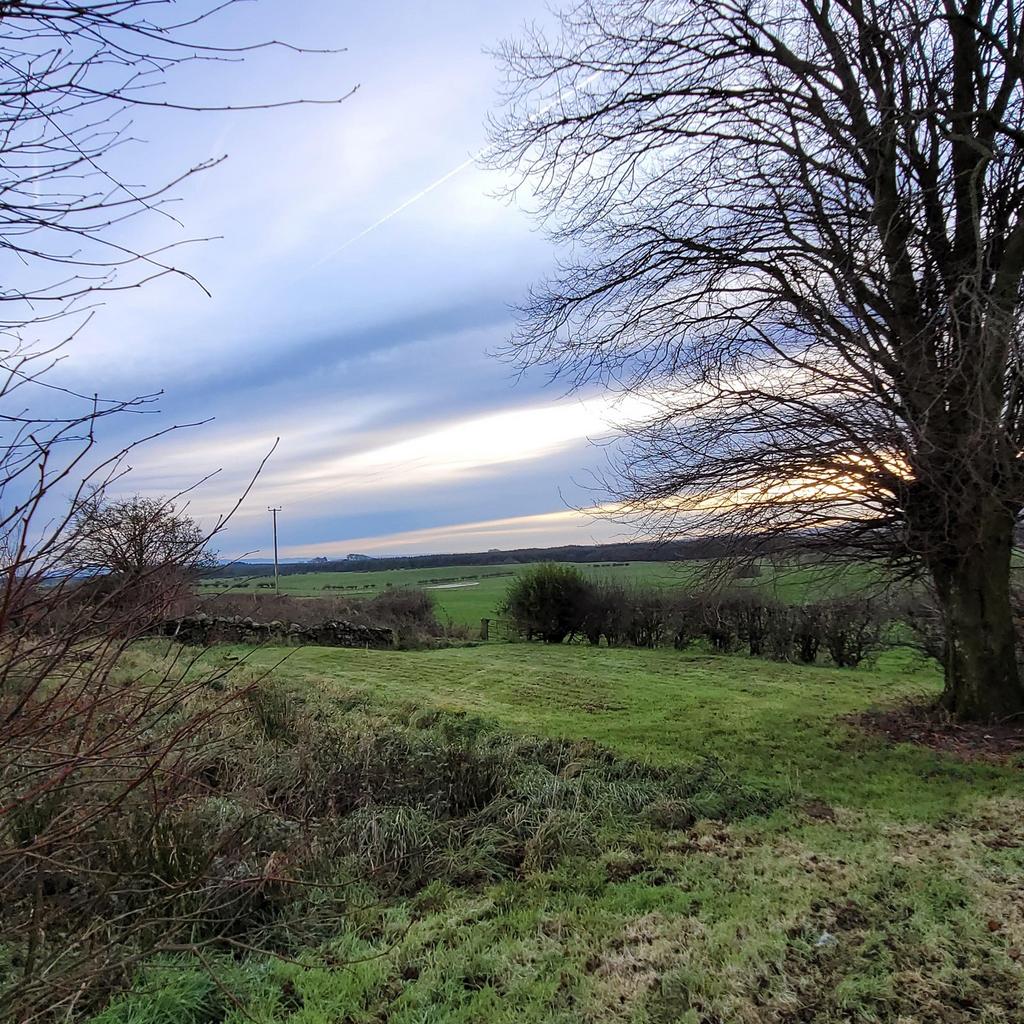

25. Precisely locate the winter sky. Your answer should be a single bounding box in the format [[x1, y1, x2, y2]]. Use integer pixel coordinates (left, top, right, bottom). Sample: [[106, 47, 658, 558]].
[[42, 1, 640, 560]]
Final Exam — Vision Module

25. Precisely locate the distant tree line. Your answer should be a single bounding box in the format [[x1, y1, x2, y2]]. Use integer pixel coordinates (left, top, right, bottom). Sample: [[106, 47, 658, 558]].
[[211, 535, 792, 579]]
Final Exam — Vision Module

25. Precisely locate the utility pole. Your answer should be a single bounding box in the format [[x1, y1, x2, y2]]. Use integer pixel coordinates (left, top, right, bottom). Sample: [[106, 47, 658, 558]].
[[268, 506, 281, 594]]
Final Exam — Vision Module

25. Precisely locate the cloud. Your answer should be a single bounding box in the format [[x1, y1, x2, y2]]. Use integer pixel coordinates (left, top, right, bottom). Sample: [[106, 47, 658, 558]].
[[33, 1, 640, 564], [278, 505, 631, 558], [124, 389, 655, 525]]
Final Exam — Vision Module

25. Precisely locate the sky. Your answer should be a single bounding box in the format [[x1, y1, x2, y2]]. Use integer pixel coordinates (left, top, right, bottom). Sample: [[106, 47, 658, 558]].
[[34, 0, 643, 561]]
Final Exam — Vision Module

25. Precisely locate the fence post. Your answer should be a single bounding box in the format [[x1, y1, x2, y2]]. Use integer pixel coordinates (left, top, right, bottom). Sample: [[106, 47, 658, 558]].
[[480, 618, 490, 641]]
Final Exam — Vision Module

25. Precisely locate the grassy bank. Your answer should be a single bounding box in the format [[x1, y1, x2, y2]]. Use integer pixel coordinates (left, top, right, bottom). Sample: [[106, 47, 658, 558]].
[[89, 642, 1023, 1023]]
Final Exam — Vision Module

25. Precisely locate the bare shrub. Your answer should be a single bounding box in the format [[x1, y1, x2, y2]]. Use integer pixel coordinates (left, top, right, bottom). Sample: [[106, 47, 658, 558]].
[[0, 358, 279, 1024], [579, 580, 630, 646], [820, 598, 892, 668], [721, 593, 784, 658], [760, 603, 825, 664], [622, 586, 673, 649], [0, 457, 277, 1019], [364, 587, 442, 645], [791, 605, 826, 665], [578, 583, 702, 650], [692, 592, 740, 654], [665, 592, 702, 651], [0, 641, 262, 1019]]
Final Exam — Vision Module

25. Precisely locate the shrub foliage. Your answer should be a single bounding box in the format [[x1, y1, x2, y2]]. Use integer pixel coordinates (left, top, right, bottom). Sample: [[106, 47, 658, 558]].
[[500, 563, 592, 643]]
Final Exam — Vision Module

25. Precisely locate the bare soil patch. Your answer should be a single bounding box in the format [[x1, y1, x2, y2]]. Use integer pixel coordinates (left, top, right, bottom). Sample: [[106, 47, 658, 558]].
[[850, 700, 1024, 762]]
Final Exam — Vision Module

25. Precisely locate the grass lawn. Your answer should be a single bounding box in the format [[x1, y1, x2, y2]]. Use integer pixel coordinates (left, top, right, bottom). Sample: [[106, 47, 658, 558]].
[[225, 645, 1005, 816], [98, 642, 1024, 1023]]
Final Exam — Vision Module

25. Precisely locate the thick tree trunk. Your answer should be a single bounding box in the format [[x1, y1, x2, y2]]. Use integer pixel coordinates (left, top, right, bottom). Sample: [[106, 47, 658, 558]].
[[931, 511, 1024, 721]]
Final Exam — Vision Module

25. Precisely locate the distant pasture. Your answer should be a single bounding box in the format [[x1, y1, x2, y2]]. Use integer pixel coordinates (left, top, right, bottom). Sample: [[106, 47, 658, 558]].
[[199, 559, 882, 628]]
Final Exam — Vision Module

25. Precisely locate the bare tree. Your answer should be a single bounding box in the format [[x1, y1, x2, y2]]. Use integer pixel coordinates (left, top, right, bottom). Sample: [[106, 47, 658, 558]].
[[72, 489, 214, 573], [489, 0, 1024, 720], [59, 492, 217, 630]]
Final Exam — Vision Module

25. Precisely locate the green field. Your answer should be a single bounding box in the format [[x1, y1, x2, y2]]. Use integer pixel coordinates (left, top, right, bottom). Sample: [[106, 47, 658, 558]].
[[200, 559, 878, 627], [98, 641, 1024, 1023]]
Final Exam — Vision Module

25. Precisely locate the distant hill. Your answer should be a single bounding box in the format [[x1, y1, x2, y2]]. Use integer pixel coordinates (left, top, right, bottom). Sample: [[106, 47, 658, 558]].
[[209, 536, 767, 580]]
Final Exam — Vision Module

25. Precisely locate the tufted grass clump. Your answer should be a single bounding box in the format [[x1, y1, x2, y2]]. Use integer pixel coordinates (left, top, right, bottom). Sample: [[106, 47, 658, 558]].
[[194, 681, 786, 902]]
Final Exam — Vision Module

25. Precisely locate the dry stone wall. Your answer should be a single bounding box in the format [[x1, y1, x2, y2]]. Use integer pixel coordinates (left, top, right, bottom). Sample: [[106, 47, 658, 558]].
[[163, 614, 394, 648]]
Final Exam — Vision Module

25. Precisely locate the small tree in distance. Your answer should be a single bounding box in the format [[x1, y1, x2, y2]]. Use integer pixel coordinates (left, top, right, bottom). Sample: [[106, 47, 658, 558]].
[[67, 495, 217, 626], [72, 495, 217, 580]]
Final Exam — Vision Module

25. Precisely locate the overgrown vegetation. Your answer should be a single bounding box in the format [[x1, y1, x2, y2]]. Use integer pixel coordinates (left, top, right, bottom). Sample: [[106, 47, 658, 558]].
[[0, 647, 773, 1020]]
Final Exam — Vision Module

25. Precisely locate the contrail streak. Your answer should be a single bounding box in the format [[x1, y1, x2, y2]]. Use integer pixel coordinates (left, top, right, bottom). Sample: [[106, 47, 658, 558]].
[[310, 151, 480, 267], [312, 70, 604, 267]]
